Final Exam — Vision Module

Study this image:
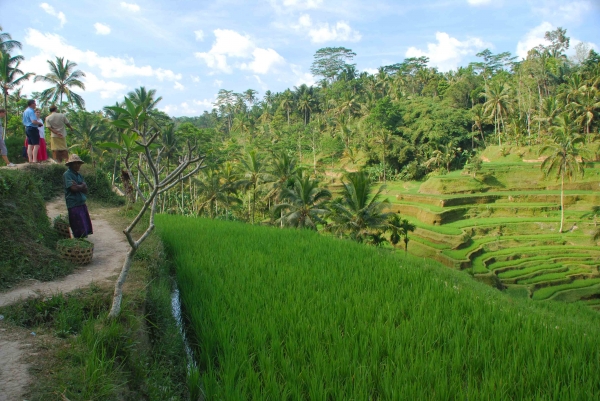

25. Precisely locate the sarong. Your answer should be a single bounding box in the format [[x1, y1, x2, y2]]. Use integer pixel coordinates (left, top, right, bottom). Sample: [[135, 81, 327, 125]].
[[68, 204, 93, 238]]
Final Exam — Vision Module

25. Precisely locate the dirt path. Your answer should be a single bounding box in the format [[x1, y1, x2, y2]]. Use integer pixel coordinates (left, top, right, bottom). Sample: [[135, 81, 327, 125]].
[[0, 198, 128, 399], [0, 199, 128, 307]]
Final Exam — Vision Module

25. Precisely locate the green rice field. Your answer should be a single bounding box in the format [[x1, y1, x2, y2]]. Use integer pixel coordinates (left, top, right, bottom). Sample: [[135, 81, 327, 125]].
[[157, 215, 600, 400]]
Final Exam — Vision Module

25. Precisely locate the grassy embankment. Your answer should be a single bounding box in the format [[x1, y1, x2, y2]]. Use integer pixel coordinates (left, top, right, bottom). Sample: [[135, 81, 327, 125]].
[[158, 215, 600, 399], [0, 166, 189, 400], [383, 146, 600, 305], [0, 164, 124, 289]]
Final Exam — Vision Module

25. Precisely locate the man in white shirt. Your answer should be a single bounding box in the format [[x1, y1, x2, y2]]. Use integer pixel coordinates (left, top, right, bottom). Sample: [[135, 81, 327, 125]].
[[45, 105, 73, 163]]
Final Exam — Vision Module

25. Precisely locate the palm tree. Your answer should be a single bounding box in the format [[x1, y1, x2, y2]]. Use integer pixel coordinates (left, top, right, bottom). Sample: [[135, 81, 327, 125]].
[[540, 113, 588, 233], [127, 86, 162, 113], [483, 81, 512, 146], [388, 216, 416, 255], [195, 169, 241, 218], [279, 90, 294, 125], [238, 150, 269, 224], [298, 92, 313, 125], [569, 86, 600, 139], [328, 171, 394, 242], [0, 26, 22, 53], [371, 128, 397, 182], [70, 110, 105, 167], [273, 175, 331, 229], [35, 57, 86, 109], [0, 51, 33, 137]]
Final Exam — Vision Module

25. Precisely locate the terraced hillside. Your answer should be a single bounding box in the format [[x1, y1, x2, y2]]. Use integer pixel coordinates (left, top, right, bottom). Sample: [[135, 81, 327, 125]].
[[389, 147, 600, 308]]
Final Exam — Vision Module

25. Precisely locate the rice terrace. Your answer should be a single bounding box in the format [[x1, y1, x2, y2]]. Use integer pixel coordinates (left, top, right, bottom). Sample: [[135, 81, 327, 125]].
[[1, 1, 600, 399]]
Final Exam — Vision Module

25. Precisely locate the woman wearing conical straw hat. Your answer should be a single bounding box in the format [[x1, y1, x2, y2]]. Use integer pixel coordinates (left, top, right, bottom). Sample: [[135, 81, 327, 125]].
[[64, 154, 93, 238]]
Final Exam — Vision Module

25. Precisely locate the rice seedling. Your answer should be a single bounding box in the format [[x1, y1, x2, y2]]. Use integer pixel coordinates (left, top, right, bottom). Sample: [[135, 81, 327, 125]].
[[157, 215, 600, 400]]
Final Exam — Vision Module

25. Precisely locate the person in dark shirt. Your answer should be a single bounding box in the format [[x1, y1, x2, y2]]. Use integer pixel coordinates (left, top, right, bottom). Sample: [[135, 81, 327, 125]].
[[64, 154, 93, 238]]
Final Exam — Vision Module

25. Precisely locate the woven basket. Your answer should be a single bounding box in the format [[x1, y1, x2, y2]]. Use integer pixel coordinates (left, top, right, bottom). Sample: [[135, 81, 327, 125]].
[[57, 240, 94, 265], [54, 221, 72, 239]]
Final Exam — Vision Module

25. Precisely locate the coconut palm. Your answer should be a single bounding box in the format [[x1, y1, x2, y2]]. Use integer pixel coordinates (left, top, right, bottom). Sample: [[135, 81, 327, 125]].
[[128, 86, 162, 113], [540, 113, 588, 233], [238, 150, 269, 224], [195, 169, 241, 218], [273, 175, 331, 230], [279, 90, 294, 125], [298, 92, 314, 125], [569, 86, 600, 138], [371, 128, 397, 182], [0, 26, 22, 53], [328, 171, 394, 242], [483, 81, 512, 146], [34, 57, 86, 108], [0, 51, 33, 136], [70, 110, 105, 167], [388, 215, 416, 255]]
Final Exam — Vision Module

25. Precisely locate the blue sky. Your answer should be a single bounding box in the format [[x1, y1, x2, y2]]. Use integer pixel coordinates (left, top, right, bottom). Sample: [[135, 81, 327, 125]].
[[2, 0, 599, 116]]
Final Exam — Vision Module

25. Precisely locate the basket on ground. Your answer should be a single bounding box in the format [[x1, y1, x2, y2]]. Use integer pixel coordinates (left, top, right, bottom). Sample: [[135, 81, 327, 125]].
[[53, 215, 71, 239], [57, 238, 94, 265]]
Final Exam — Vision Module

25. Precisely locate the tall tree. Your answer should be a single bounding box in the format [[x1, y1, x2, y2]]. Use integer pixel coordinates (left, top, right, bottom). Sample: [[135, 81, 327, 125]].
[[238, 150, 268, 224], [34, 57, 86, 108], [310, 47, 356, 82], [328, 171, 394, 243], [273, 175, 331, 230], [0, 51, 32, 137], [0, 26, 22, 53], [540, 113, 587, 233]]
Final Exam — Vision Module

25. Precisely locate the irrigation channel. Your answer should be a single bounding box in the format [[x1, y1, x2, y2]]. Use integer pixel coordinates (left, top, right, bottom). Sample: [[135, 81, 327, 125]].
[[170, 282, 197, 370]]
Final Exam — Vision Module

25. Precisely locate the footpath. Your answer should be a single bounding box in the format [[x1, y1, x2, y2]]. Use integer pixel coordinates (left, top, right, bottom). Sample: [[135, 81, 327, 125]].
[[0, 198, 128, 400]]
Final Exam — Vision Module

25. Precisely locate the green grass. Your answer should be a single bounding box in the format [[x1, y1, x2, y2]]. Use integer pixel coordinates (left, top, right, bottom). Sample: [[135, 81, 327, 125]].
[[1, 231, 190, 400], [0, 168, 74, 289], [158, 215, 600, 400]]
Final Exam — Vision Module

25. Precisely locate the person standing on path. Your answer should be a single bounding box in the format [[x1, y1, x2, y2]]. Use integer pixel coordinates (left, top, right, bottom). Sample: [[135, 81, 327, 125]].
[[64, 154, 93, 238], [45, 105, 72, 163], [22, 100, 43, 163], [35, 109, 48, 162], [0, 109, 16, 167]]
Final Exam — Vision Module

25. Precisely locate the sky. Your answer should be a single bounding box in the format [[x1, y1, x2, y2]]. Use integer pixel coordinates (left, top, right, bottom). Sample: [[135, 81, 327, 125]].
[[1, 0, 599, 117]]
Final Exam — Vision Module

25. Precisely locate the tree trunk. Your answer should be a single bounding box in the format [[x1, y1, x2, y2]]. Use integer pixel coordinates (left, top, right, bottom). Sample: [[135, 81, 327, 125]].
[[108, 247, 136, 318], [559, 171, 564, 233]]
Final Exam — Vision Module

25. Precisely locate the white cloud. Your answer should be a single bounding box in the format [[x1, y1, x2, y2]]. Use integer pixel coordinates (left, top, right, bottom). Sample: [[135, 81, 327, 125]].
[[241, 48, 285, 74], [364, 68, 378, 75], [83, 72, 127, 99], [94, 23, 111, 35], [191, 75, 200, 83], [406, 32, 488, 71], [161, 98, 214, 116], [24, 29, 181, 81], [294, 15, 361, 43], [120, 2, 140, 12], [194, 30, 204, 41], [40, 3, 67, 27], [174, 81, 185, 91], [515, 22, 554, 59], [467, 0, 492, 5], [196, 29, 285, 74], [213, 79, 223, 87], [270, 0, 323, 12], [290, 64, 316, 87], [533, 0, 596, 24]]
